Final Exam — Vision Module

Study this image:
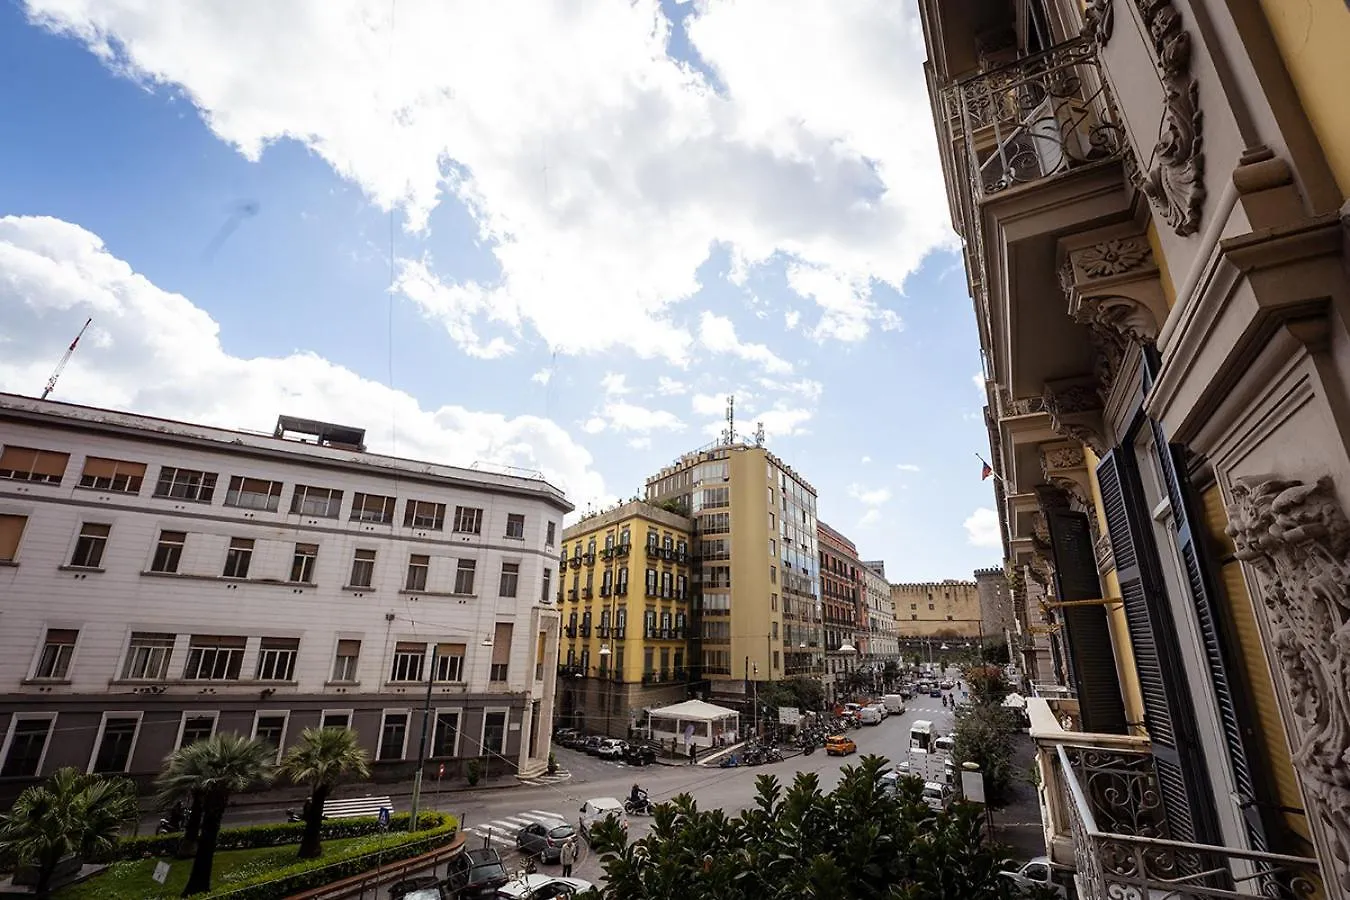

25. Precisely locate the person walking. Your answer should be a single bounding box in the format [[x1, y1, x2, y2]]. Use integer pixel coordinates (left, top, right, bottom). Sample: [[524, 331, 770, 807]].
[[688, 742, 697, 765], [561, 837, 578, 877]]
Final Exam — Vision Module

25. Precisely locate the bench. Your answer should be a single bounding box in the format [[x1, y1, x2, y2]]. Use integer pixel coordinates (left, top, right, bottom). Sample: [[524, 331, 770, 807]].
[[321, 796, 394, 820]]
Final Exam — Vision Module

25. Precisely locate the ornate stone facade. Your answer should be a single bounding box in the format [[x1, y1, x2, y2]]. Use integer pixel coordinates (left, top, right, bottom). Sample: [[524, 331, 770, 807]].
[[1042, 377, 1109, 454], [1226, 476, 1350, 892]]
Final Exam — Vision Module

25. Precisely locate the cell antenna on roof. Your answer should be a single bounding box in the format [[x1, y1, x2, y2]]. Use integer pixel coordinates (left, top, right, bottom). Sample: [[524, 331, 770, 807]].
[[41, 318, 92, 400], [754, 422, 765, 447], [721, 394, 736, 446]]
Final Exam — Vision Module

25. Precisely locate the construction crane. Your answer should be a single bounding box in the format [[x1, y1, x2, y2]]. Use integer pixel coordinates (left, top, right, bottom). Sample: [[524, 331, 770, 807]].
[[41, 318, 92, 401]]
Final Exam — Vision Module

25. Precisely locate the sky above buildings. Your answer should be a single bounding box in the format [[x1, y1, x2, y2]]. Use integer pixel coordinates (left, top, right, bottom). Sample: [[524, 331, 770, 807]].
[[0, 0, 1004, 581]]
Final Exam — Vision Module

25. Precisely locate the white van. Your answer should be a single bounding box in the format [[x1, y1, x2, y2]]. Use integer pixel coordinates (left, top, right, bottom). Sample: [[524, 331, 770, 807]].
[[934, 735, 955, 756], [882, 694, 906, 714], [909, 720, 935, 753], [859, 706, 883, 725]]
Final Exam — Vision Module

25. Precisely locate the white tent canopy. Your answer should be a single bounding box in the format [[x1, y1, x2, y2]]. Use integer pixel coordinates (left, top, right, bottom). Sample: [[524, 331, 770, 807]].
[[647, 699, 740, 750]]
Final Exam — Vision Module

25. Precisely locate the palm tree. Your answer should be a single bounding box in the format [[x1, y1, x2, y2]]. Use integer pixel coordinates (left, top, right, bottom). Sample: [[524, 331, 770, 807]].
[[278, 727, 371, 859], [157, 733, 275, 896], [0, 768, 138, 898]]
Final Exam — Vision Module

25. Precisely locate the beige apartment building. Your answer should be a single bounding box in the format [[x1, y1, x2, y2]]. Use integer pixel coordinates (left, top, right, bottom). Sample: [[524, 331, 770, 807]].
[[645, 443, 822, 699]]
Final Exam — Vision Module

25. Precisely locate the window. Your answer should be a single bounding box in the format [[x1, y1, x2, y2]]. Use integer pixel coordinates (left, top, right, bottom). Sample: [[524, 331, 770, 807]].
[[545, 521, 556, 546], [453, 506, 483, 534], [493, 562, 519, 598], [643, 647, 655, 673], [482, 710, 507, 754], [1, 716, 55, 777], [645, 568, 657, 596], [332, 639, 361, 682], [770, 565, 777, 585], [223, 537, 254, 578], [225, 476, 282, 511], [490, 623, 512, 682], [454, 559, 476, 595], [349, 549, 376, 588], [700, 512, 730, 534], [379, 712, 409, 761], [772, 621, 779, 639], [290, 485, 343, 518], [390, 642, 426, 682], [505, 514, 525, 539], [150, 530, 186, 573], [350, 492, 395, 524], [154, 467, 217, 502], [928, 603, 935, 610], [183, 635, 246, 680], [69, 523, 110, 569], [541, 568, 552, 604], [290, 543, 318, 583], [33, 629, 77, 680], [0, 446, 69, 485], [433, 711, 460, 756], [404, 499, 446, 530], [0, 514, 27, 563], [177, 714, 217, 749], [660, 571, 672, 598], [253, 714, 288, 761], [122, 632, 174, 680], [91, 715, 139, 774], [616, 567, 629, 595], [79, 457, 146, 493], [433, 644, 467, 682], [256, 638, 300, 681], [406, 554, 429, 591], [320, 711, 351, 730], [947, 614, 954, 621]]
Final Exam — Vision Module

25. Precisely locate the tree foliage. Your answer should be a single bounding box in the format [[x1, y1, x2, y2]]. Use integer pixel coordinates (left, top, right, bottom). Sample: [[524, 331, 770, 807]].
[[757, 676, 825, 713], [0, 768, 138, 898], [278, 727, 371, 860], [951, 668, 1020, 807], [964, 665, 1012, 707], [586, 755, 1018, 899]]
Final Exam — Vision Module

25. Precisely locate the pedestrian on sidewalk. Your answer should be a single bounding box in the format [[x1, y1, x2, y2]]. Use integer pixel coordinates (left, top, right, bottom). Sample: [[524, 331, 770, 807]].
[[561, 837, 578, 877], [688, 743, 697, 765]]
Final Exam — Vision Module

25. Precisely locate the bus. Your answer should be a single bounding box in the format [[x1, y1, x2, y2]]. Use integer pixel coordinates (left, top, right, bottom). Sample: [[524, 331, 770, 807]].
[[909, 719, 935, 754]]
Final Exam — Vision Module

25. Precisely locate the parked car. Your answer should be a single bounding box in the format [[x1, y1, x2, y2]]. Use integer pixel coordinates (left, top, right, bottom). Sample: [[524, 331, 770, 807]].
[[390, 875, 445, 900], [858, 706, 883, 726], [552, 727, 579, 744], [494, 874, 594, 899], [515, 821, 577, 863], [582, 736, 605, 755], [596, 739, 627, 759], [922, 781, 953, 812], [445, 847, 511, 899], [578, 797, 628, 840], [999, 857, 1068, 898], [929, 688, 943, 698], [824, 735, 857, 756], [622, 743, 657, 766], [934, 735, 955, 755]]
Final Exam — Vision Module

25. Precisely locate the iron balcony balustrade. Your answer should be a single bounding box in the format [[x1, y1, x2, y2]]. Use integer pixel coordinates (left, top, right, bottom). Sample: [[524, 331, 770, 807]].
[[1055, 743, 1322, 899]]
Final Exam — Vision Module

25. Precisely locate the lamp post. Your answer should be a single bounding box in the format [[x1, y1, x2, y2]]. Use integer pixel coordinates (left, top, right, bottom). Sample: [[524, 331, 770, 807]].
[[598, 644, 611, 738], [409, 642, 441, 833]]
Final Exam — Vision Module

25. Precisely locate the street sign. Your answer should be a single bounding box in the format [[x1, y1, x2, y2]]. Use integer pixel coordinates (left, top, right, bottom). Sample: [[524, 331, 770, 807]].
[[777, 707, 799, 726], [438, 763, 445, 778], [377, 807, 391, 830], [152, 862, 170, 885]]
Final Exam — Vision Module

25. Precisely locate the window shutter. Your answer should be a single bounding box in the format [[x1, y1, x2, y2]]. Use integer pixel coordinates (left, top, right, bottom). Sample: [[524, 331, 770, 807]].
[[336, 639, 361, 656], [491, 623, 512, 666], [1043, 505, 1127, 734]]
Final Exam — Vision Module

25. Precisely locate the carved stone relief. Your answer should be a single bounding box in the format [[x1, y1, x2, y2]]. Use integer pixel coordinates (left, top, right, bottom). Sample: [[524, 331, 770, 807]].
[[1082, 0, 1114, 44], [1226, 475, 1350, 892], [1043, 377, 1109, 455]]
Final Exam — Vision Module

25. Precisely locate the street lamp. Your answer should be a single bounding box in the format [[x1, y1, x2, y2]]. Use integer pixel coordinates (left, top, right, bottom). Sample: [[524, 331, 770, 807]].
[[598, 645, 612, 737]]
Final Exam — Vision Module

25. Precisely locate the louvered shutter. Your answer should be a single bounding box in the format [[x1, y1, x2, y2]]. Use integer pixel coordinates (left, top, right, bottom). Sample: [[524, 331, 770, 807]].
[[1043, 506, 1128, 735]]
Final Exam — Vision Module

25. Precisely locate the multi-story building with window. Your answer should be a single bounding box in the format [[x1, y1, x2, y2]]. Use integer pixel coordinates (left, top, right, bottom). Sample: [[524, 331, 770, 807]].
[[0, 396, 569, 800], [860, 561, 898, 663], [890, 579, 984, 668], [645, 443, 821, 701], [817, 521, 862, 699], [919, 0, 1349, 893], [555, 501, 693, 738]]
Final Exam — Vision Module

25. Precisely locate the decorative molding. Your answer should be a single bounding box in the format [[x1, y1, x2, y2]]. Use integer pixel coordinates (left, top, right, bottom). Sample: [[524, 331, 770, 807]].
[[1226, 475, 1350, 887], [1094, 529, 1116, 576], [1041, 443, 1094, 517], [1082, 0, 1114, 44], [1043, 444, 1087, 472], [1076, 237, 1152, 278], [1131, 0, 1206, 236], [1042, 377, 1109, 455]]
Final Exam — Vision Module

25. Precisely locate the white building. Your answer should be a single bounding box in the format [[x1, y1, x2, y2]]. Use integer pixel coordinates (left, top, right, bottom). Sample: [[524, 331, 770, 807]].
[[0, 396, 570, 799], [860, 563, 898, 662]]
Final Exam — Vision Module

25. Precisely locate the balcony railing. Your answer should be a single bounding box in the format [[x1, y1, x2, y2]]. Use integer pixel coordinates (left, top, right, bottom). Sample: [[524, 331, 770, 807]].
[[942, 37, 1123, 204]]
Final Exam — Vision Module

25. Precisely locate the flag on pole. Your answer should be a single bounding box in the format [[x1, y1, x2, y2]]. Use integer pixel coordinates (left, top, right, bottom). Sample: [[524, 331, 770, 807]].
[[980, 460, 993, 481]]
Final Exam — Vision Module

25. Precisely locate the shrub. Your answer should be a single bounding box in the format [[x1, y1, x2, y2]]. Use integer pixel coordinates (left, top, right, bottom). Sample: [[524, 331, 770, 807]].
[[466, 760, 481, 786], [547, 752, 557, 775]]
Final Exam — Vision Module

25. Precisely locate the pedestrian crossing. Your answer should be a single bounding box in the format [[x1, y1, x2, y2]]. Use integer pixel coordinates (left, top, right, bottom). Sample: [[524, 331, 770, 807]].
[[519, 769, 573, 787], [463, 809, 572, 851]]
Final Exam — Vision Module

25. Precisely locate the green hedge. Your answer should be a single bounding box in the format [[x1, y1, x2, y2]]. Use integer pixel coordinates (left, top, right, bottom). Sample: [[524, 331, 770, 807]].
[[101, 812, 441, 863]]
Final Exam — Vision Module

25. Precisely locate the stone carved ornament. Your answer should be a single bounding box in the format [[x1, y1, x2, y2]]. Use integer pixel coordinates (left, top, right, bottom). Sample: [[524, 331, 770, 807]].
[[1042, 379, 1109, 455], [1082, 0, 1114, 44], [1226, 476, 1350, 891]]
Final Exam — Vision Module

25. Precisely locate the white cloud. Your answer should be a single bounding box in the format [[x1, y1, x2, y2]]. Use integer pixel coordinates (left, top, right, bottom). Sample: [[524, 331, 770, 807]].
[[691, 392, 728, 417], [859, 508, 882, 527], [972, 373, 985, 395], [600, 372, 631, 396], [596, 400, 684, 433], [784, 310, 801, 330], [627, 436, 652, 450], [0, 214, 606, 506], [697, 311, 792, 374], [24, 0, 950, 362], [581, 417, 607, 435], [896, 463, 921, 472], [860, 455, 871, 464], [964, 508, 1003, 548], [848, 483, 892, 506], [655, 376, 686, 396], [531, 368, 552, 385], [755, 376, 823, 403]]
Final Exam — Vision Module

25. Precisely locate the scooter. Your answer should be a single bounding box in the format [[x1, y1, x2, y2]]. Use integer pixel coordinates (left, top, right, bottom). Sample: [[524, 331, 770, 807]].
[[624, 795, 654, 816]]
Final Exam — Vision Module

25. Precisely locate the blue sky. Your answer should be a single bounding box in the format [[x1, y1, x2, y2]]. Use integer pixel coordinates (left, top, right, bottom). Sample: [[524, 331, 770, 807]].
[[0, 0, 1003, 581]]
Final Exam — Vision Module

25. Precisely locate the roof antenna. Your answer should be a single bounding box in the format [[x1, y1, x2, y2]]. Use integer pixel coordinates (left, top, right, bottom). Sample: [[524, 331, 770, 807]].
[[754, 422, 765, 447], [722, 394, 736, 445], [41, 318, 92, 400]]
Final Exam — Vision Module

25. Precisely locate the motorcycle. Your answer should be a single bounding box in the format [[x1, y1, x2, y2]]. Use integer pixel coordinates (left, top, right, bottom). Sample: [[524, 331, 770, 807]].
[[624, 795, 654, 816], [285, 808, 304, 823]]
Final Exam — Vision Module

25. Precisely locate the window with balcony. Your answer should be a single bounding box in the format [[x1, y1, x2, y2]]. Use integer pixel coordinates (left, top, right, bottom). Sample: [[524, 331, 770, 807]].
[[434, 644, 466, 682], [616, 609, 627, 636], [289, 543, 318, 583], [0, 446, 69, 485], [390, 642, 425, 682], [378, 712, 408, 761], [79, 457, 146, 493], [150, 530, 186, 574], [453, 506, 482, 534], [154, 466, 217, 502], [645, 568, 657, 596], [349, 549, 376, 588], [403, 499, 445, 530], [405, 554, 429, 591], [643, 648, 654, 674], [350, 492, 395, 524], [183, 636, 246, 680], [1, 716, 55, 777], [70, 522, 110, 568], [92, 716, 140, 773], [660, 571, 672, 598], [0, 514, 27, 563], [290, 485, 343, 518], [332, 639, 360, 682], [499, 562, 519, 598], [454, 559, 476, 595], [616, 567, 629, 595], [505, 513, 525, 539], [225, 476, 282, 511], [122, 632, 174, 680], [223, 537, 254, 578], [33, 628, 77, 680], [256, 637, 299, 681], [601, 570, 612, 596]]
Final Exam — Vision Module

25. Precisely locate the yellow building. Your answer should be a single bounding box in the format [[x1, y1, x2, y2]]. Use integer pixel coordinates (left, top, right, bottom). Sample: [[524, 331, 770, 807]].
[[890, 580, 983, 639], [555, 500, 693, 738], [646, 443, 822, 698]]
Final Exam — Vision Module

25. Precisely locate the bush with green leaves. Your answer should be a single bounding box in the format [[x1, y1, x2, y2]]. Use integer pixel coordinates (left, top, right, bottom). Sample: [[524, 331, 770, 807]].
[[951, 699, 1020, 807], [587, 755, 1019, 899]]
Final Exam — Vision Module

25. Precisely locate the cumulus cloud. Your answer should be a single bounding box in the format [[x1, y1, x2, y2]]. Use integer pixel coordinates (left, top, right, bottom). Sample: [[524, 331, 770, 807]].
[[964, 508, 1003, 548], [972, 373, 986, 395], [896, 463, 921, 472], [848, 483, 892, 506], [0, 214, 606, 505], [859, 508, 882, 527], [697, 312, 792, 374], [531, 369, 552, 385], [23, 0, 950, 361], [861, 455, 871, 464], [655, 376, 686, 396], [600, 372, 631, 396]]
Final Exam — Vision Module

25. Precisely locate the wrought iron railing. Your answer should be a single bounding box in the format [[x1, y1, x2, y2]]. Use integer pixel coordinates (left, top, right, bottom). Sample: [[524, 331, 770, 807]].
[[1057, 745, 1322, 899]]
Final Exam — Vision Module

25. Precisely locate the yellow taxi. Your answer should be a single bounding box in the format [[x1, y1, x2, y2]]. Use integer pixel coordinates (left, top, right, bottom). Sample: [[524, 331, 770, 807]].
[[824, 734, 857, 756]]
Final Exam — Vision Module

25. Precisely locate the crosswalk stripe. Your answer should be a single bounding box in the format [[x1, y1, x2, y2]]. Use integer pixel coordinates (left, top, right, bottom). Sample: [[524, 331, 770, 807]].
[[530, 810, 566, 818], [516, 812, 566, 824]]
